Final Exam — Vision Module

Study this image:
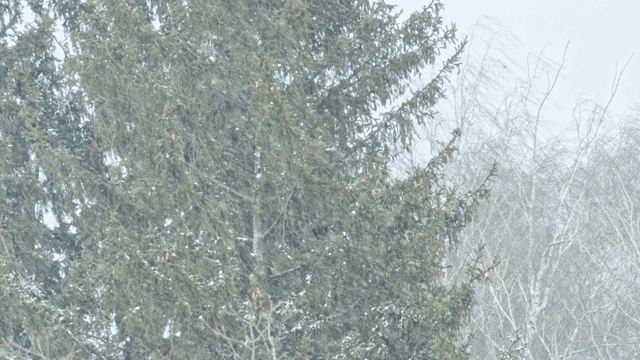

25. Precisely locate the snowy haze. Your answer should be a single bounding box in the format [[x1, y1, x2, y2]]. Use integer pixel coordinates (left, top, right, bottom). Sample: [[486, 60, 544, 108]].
[[388, 0, 639, 133]]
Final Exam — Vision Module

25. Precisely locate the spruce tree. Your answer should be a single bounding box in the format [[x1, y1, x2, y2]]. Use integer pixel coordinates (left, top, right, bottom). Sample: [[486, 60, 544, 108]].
[[0, 0, 495, 358]]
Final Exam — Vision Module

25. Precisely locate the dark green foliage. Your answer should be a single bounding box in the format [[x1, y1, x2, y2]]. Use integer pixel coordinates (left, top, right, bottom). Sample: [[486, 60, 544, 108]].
[[0, 0, 494, 358]]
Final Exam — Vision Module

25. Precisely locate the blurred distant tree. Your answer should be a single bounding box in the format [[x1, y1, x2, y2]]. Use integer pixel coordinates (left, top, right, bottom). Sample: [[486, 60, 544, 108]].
[[430, 23, 639, 360]]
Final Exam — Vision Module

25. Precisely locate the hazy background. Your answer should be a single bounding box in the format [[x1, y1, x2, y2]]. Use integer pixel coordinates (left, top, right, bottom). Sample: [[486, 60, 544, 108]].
[[388, 0, 639, 133]]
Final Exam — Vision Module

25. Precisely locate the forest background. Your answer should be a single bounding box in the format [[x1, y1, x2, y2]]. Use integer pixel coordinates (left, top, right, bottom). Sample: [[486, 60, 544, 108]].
[[0, 0, 638, 359]]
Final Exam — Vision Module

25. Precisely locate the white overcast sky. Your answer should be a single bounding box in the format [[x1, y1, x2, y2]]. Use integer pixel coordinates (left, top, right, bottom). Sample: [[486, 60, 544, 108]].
[[388, 0, 639, 133]]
